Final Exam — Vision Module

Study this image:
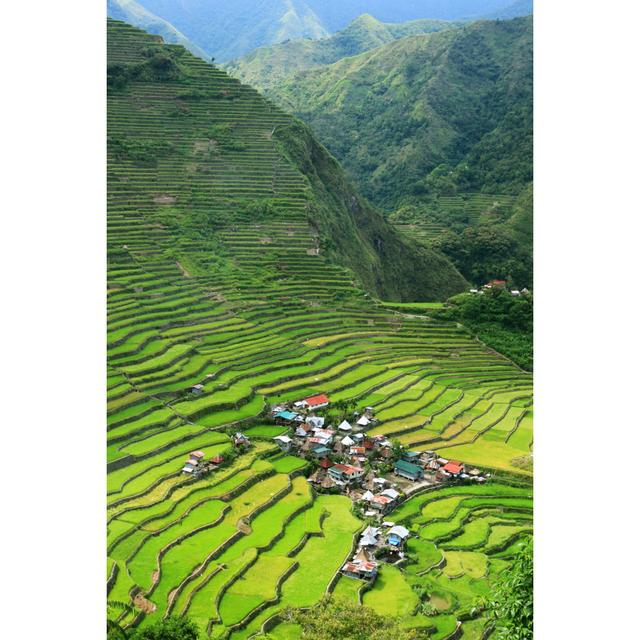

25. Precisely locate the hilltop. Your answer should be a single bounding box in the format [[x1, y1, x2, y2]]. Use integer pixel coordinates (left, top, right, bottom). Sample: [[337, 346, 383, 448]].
[[271, 16, 532, 209], [125, 1, 531, 61], [107, 0, 208, 60], [225, 14, 462, 94]]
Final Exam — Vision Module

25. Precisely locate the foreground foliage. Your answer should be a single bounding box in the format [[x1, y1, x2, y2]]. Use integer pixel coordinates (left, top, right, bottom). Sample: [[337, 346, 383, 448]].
[[284, 597, 420, 640], [487, 539, 533, 639]]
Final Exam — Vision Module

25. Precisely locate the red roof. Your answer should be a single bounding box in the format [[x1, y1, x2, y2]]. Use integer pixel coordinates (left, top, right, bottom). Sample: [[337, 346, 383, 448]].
[[442, 462, 464, 475], [210, 456, 224, 464], [319, 458, 332, 469], [488, 279, 507, 286], [332, 463, 363, 476], [305, 394, 329, 407]]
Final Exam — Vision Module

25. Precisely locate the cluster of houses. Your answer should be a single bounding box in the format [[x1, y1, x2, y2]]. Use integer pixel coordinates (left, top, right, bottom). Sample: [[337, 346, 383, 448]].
[[181, 450, 225, 477], [469, 279, 531, 297], [394, 451, 487, 484], [341, 522, 411, 581], [180, 432, 251, 476]]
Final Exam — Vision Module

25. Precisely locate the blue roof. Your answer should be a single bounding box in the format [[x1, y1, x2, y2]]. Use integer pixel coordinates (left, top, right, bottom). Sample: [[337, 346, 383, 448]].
[[276, 411, 298, 420]]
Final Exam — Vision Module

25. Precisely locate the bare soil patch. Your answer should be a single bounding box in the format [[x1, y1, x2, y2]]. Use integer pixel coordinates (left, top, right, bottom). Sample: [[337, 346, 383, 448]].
[[153, 194, 176, 205]]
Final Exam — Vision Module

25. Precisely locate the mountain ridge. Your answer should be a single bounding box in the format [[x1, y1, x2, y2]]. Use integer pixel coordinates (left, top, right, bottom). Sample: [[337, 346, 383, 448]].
[[107, 17, 467, 302], [225, 13, 463, 94]]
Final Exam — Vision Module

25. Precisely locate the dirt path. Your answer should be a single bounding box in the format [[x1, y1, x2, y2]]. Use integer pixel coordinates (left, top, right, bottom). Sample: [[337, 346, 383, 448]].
[[176, 261, 191, 278]]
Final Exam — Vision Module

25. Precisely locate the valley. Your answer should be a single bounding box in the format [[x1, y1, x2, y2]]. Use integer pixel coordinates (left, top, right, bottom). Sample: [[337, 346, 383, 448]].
[[107, 15, 532, 640]]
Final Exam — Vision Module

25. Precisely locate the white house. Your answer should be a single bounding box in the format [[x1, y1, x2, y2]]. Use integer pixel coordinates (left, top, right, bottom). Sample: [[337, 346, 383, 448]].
[[338, 420, 352, 432]]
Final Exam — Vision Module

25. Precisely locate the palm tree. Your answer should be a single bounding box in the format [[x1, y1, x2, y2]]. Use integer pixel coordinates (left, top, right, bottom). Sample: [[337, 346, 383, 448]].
[[107, 600, 134, 639]]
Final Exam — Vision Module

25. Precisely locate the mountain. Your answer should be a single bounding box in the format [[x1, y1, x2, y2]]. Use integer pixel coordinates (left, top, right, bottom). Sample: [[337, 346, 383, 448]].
[[106, 0, 208, 60], [107, 18, 466, 304], [130, 0, 330, 61], [129, 1, 529, 61], [225, 14, 463, 95], [483, 0, 533, 19], [304, 0, 529, 31], [270, 16, 532, 210]]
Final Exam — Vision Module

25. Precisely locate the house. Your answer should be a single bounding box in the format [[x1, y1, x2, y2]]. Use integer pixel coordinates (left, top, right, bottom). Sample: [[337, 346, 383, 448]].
[[191, 384, 204, 395], [308, 436, 331, 448], [485, 279, 507, 289], [182, 464, 195, 474], [360, 525, 380, 547], [342, 547, 378, 580], [318, 458, 333, 470], [363, 437, 376, 450], [511, 289, 521, 296], [401, 451, 421, 464], [394, 459, 424, 481], [370, 495, 394, 513], [233, 432, 250, 447], [337, 420, 352, 432], [313, 429, 335, 443], [311, 445, 331, 459], [350, 446, 366, 456], [209, 455, 224, 466], [190, 451, 205, 460], [273, 435, 293, 452], [342, 560, 377, 580], [381, 488, 400, 500], [387, 525, 410, 549], [356, 415, 370, 428], [360, 490, 375, 502], [306, 416, 325, 429], [304, 394, 330, 410], [340, 435, 355, 447], [295, 424, 312, 437], [442, 461, 464, 477], [275, 410, 299, 424], [329, 464, 365, 485]]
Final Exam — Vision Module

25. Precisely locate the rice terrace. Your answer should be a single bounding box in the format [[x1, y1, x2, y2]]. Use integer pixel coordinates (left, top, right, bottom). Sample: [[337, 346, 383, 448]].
[[107, 14, 533, 640]]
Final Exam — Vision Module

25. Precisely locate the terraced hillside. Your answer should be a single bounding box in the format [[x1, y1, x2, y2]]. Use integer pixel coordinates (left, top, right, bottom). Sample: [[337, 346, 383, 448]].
[[329, 480, 533, 639], [107, 19, 533, 638]]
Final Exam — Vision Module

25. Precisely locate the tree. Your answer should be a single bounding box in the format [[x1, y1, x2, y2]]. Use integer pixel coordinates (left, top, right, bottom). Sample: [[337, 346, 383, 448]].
[[486, 539, 533, 639], [129, 616, 201, 640], [283, 596, 422, 640]]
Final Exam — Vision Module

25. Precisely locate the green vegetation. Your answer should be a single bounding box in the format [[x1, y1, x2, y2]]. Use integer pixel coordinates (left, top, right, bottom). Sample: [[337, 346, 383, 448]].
[[269, 17, 532, 211], [432, 288, 533, 370], [106, 17, 533, 639], [107, 1, 208, 60], [486, 539, 533, 638], [226, 14, 461, 94], [283, 596, 419, 640]]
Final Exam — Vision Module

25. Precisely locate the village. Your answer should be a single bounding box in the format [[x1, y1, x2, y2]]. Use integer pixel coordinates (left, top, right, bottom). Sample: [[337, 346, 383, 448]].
[[178, 392, 490, 587], [179, 393, 489, 585]]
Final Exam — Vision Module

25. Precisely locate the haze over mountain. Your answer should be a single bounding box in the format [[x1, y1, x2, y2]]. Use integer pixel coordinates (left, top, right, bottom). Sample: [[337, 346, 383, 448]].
[[225, 14, 464, 94], [124, 1, 532, 61], [106, 0, 208, 59]]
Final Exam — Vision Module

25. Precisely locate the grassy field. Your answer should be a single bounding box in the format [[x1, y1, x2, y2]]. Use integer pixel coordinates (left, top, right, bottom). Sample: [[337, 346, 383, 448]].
[[107, 18, 533, 638]]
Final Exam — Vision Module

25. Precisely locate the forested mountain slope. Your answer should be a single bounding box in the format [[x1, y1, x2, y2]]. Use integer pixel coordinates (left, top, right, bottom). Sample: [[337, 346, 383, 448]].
[[271, 16, 532, 209], [225, 13, 463, 94], [129, 0, 530, 61]]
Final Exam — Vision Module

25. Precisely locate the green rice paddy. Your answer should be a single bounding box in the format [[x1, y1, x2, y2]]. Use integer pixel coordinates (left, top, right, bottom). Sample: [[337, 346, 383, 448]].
[[107, 19, 533, 638]]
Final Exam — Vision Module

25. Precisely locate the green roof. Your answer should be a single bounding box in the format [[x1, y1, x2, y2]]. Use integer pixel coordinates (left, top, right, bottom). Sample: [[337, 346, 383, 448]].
[[395, 459, 423, 475]]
